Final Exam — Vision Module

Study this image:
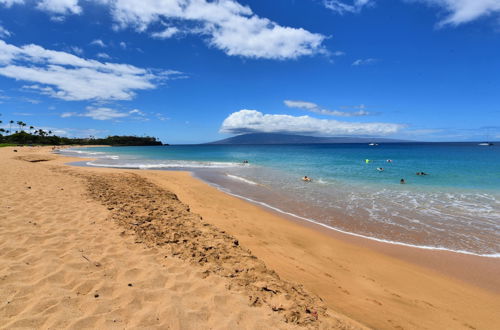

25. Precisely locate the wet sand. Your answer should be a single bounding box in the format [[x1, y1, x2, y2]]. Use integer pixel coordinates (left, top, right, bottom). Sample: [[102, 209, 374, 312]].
[[1, 146, 499, 329]]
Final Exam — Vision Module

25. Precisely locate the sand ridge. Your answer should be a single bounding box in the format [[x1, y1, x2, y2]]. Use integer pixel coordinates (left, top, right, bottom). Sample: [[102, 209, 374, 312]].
[[55, 166, 354, 328]]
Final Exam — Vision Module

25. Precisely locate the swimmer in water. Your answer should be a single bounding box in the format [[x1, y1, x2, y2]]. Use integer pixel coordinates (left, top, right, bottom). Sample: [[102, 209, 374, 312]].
[[302, 176, 312, 182], [242, 160, 249, 164], [416, 172, 428, 176], [400, 178, 406, 184], [387, 159, 393, 163], [377, 167, 384, 172]]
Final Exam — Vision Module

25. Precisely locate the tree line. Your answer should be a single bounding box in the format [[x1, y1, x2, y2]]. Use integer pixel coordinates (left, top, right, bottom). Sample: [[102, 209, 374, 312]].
[[0, 118, 163, 146]]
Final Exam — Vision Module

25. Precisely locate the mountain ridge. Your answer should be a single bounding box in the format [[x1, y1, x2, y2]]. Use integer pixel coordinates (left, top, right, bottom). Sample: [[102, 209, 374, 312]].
[[206, 133, 411, 145]]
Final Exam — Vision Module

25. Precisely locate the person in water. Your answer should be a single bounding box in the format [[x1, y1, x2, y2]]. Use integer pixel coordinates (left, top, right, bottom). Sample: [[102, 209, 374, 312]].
[[387, 159, 393, 163], [302, 176, 312, 182], [416, 172, 428, 176], [377, 167, 384, 172], [400, 178, 406, 184], [242, 160, 249, 164]]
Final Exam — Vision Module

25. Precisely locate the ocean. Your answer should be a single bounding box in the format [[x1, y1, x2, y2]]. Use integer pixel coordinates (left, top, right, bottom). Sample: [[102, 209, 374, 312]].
[[59, 143, 500, 257]]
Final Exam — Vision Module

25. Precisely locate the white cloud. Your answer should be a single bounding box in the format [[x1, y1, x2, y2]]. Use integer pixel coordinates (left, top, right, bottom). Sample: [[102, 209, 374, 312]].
[[220, 109, 404, 136], [323, 0, 373, 14], [129, 108, 145, 116], [96, 52, 111, 59], [61, 107, 149, 121], [69, 46, 83, 55], [0, 25, 11, 38], [36, 0, 81, 15], [102, 0, 326, 59], [323, 0, 500, 26], [352, 58, 377, 66], [0, 0, 24, 7], [2, 0, 326, 59], [413, 0, 500, 26], [151, 27, 180, 39], [119, 41, 127, 49], [0, 40, 182, 101], [90, 39, 106, 47], [62, 106, 130, 120], [284, 100, 371, 117], [155, 112, 169, 121]]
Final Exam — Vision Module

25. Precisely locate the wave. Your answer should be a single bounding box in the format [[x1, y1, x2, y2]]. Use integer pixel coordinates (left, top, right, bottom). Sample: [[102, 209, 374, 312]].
[[226, 174, 259, 185], [86, 160, 244, 169], [57, 149, 119, 160], [208, 183, 500, 259]]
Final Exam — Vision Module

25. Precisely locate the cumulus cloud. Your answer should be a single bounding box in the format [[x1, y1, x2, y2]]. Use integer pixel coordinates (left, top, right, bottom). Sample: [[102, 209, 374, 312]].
[[0, 40, 182, 101], [36, 0, 81, 15], [352, 58, 377, 66], [284, 100, 371, 117], [3, 0, 325, 60], [61, 106, 134, 120], [220, 109, 404, 136], [106, 0, 326, 59]]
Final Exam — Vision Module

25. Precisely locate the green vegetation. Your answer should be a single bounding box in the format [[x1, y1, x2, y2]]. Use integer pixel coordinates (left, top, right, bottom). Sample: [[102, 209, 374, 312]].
[[0, 143, 17, 148], [0, 117, 163, 146]]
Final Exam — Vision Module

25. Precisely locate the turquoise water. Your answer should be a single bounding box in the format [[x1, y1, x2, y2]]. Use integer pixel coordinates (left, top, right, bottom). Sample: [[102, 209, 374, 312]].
[[61, 143, 500, 256]]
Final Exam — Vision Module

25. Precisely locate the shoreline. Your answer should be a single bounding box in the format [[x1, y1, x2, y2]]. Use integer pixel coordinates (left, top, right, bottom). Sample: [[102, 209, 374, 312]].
[[63, 145, 500, 259], [67, 147, 500, 293], [142, 168, 500, 293], [3, 146, 499, 329]]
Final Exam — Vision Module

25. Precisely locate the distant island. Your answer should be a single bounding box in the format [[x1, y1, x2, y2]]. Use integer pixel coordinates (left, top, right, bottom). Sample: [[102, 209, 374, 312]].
[[207, 133, 411, 145]]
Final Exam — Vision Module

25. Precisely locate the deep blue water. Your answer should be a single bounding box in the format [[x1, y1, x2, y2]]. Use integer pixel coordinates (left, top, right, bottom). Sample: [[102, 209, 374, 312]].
[[60, 143, 500, 256]]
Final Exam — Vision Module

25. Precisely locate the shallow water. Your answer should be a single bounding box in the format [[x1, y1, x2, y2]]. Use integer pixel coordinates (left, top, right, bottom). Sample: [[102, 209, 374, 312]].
[[60, 143, 500, 257]]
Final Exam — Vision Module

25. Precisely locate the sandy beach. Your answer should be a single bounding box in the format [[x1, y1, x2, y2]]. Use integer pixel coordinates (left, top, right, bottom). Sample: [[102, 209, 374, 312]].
[[1, 146, 499, 329]]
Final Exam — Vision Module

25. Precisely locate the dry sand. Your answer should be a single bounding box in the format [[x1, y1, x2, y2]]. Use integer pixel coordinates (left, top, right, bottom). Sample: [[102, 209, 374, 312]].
[[1, 146, 499, 329]]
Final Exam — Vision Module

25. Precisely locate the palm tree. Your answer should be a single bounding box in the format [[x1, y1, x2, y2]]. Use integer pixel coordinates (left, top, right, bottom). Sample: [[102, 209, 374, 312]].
[[29, 126, 34, 134], [48, 130, 52, 136], [9, 120, 13, 133]]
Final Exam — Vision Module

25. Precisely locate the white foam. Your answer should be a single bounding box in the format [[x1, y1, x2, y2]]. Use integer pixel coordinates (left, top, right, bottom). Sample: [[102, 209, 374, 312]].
[[208, 183, 500, 259], [57, 148, 119, 160], [226, 174, 258, 185], [86, 160, 243, 169]]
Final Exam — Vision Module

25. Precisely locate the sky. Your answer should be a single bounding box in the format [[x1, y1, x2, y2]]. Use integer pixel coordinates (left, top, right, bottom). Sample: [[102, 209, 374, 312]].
[[0, 0, 499, 144]]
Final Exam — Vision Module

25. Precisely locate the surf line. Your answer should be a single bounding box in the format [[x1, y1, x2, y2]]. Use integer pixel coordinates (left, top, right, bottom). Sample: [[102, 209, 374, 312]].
[[206, 181, 500, 259]]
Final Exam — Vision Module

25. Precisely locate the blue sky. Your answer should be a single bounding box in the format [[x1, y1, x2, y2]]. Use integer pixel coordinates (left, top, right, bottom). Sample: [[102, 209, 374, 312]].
[[0, 0, 499, 143]]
